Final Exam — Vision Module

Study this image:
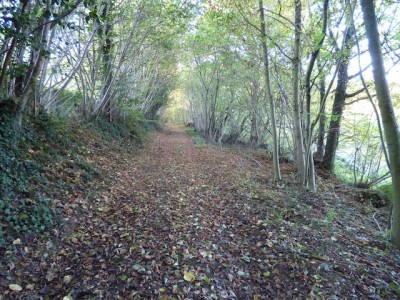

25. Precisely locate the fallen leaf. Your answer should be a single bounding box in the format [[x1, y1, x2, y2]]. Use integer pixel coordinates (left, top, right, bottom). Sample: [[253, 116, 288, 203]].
[[63, 275, 73, 285], [46, 270, 56, 282], [13, 239, 22, 245], [9, 284, 22, 292], [97, 206, 109, 212], [184, 271, 196, 282], [263, 271, 271, 278], [120, 274, 128, 281], [242, 255, 251, 262], [314, 274, 322, 282]]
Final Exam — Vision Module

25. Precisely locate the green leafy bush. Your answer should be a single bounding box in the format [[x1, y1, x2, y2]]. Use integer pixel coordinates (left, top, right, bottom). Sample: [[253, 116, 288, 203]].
[[34, 111, 76, 152], [1, 197, 55, 235], [85, 109, 153, 147], [0, 111, 79, 247], [377, 183, 394, 202], [184, 127, 206, 147]]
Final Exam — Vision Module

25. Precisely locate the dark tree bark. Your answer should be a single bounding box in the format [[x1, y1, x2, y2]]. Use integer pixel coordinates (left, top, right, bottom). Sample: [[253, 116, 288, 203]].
[[98, 1, 113, 122], [315, 62, 326, 160], [0, 0, 30, 91], [249, 114, 258, 147], [321, 25, 354, 171]]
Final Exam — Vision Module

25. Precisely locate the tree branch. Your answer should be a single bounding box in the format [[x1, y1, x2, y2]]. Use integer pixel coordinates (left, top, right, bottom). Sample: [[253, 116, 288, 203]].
[[28, 0, 83, 35], [345, 87, 368, 98]]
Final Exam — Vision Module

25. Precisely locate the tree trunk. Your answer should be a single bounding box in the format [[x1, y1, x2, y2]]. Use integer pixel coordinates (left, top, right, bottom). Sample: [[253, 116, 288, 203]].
[[292, 0, 305, 184], [0, 0, 30, 91], [315, 61, 326, 160], [13, 42, 27, 98], [322, 24, 354, 171], [361, 0, 400, 247], [13, 21, 51, 145], [37, 28, 55, 116], [99, 1, 113, 122], [0, 37, 18, 92], [207, 74, 220, 142], [259, 0, 281, 180], [0, 37, 11, 63], [303, 0, 329, 190], [250, 114, 258, 147]]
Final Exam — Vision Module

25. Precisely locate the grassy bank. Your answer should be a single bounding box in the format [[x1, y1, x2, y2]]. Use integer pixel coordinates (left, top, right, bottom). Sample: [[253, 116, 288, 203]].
[[0, 111, 153, 249]]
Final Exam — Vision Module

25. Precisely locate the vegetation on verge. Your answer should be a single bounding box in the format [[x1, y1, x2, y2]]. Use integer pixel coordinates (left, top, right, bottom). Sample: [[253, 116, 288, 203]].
[[0, 107, 152, 249]]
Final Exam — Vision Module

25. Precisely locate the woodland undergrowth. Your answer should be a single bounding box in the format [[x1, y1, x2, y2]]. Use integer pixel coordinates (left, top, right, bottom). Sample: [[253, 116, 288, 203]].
[[0, 110, 151, 250], [1, 124, 399, 299]]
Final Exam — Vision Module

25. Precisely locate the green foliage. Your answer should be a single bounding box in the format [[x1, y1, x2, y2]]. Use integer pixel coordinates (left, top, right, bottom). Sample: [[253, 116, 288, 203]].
[[389, 282, 400, 295], [376, 183, 394, 202], [333, 159, 357, 185], [0, 114, 51, 245], [331, 113, 341, 122], [0, 110, 99, 248], [34, 111, 76, 149], [1, 197, 55, 237], [84, 108, 159, 150], [184, 127, 206, 147], [325, 208, 337, 222], [332, 110, 390, 188]]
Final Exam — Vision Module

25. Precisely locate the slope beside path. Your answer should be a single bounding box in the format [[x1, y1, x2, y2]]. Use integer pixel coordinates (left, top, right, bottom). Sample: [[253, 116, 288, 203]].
[[2, 125, 400, 299]]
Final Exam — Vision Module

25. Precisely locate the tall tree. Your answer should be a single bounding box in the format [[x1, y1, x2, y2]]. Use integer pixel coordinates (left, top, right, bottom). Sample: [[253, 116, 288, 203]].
[[259, 0, 281, 180], [361, 0, 400, 247], [303, 0, 329, 190], [322, 9, 355, 171], [98, 0, 113, 121], [315, 61, 326, 160], [292, 0, 306, 184]]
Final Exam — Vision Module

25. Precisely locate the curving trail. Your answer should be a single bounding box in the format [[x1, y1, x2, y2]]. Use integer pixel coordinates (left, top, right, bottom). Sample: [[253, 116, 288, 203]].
[[3, 125, 400, 299]]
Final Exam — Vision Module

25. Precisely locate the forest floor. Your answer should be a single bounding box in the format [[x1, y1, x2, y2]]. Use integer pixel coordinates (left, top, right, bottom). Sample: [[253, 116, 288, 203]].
[[1, 125, 400, 299]]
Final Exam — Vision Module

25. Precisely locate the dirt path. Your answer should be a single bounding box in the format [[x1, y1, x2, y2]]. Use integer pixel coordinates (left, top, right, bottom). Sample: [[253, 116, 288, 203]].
[[3, 125, 400, 299], [97, 125, 281, 299]]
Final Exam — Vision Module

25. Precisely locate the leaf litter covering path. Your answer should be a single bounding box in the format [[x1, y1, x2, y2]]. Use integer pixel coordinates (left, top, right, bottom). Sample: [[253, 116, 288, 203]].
[[2, 125, 400, 299]]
